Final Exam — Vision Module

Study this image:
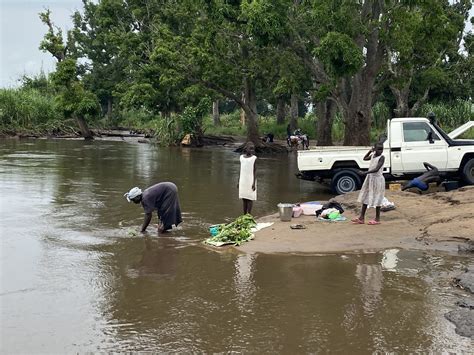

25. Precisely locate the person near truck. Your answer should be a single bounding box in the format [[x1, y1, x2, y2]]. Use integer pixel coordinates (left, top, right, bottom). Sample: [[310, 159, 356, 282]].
[[401, 162, 440, 192], [352, 143, 386, 225], [124, 182, 182, 234]]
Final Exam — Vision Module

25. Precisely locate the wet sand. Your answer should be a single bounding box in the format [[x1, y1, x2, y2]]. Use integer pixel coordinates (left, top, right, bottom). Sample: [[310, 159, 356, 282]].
[[239, 187, 474, 254]]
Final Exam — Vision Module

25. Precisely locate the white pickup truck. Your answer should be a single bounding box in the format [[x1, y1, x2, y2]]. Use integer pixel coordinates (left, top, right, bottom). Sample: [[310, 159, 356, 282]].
[[296, 117, 474, 194]]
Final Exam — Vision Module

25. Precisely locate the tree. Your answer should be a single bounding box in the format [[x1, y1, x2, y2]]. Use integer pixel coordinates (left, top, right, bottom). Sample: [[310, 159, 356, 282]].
[[151, 0, 292, 149], [288, 1, 387, 146], [39, 9, 99, 139], [72, 0, 131, 121], [384, 0, 470, 117], [269, 47, 311, 130]]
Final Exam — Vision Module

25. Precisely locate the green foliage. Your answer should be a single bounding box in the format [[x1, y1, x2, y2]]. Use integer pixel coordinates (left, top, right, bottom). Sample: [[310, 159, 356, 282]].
[[419, 100, 474, 130], [117, 108, 157, 129], [38, 9, 68, 61], [180, 97, 211, 136], [205, 214, 257, 246], [372, 102, 390, 130], [241, 0, 289, 45], [50, 59, 77, 86], [203, 111, 246, 136], [0, 88, 69, 134], [152, 115, 181, 146], [49, 58, 100, 120], [315, 32, 364, 78], [19, 72, 53, 93], [118, 83, 158, 110]]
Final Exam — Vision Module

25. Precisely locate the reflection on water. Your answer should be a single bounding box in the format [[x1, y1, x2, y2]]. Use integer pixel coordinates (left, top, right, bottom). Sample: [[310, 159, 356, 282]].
[[356, 264, 383, 317], [234, 253, 257, 312], [0, 139, 472, 352], [130, 237, 178, 281]]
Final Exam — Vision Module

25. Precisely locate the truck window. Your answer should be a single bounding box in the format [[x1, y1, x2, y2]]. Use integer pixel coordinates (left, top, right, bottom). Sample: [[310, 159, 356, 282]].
[[403, 122, 440, 142]]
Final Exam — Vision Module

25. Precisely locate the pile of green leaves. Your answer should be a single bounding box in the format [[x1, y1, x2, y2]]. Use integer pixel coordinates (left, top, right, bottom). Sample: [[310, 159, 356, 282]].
[[206, 214, 257, 246]]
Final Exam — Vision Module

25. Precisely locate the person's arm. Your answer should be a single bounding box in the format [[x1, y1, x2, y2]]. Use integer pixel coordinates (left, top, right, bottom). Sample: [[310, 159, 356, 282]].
[[423, 162, 436, 171], [252, 157, 257, 191], [363, 149, 373, 161], [141, 212, 152, 233], [362, 155, 385, 175]]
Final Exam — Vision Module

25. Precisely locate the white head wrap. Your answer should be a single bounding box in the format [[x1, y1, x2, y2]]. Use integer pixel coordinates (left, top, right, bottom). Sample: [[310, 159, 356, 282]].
[[124, 187, 142, 202]]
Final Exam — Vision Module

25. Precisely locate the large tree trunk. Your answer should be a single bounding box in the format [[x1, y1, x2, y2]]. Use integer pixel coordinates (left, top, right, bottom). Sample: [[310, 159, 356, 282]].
[[391, 83, 430, 118], [106, 97, 113, 122], [316, 99, 336, 146], [340, 72, 376, 146], [340, 1, 384, 146], [240, 92, 246, 126], [75, 115, 93, 140], [212, 100, 221, 126], [276, 96, 286, 124], [243, 76, 260, 145], [391, 84, 410, 117], [290, 93, 298, 131]]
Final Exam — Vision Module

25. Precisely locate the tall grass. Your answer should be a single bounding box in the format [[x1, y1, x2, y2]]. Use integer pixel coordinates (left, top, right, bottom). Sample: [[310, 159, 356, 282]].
[[0, 88, 64, 134], [116, 108, 158, 130], [202, 111, 246, 136], [419, 100, 474, 131]]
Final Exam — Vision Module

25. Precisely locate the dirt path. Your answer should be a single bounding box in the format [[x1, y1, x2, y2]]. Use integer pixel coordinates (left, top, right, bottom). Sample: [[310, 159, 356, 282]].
[[238, 187, 474, 254]]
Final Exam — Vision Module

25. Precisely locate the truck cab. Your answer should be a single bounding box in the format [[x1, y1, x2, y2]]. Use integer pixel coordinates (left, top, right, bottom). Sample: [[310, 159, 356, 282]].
[[296, 117, 474, 194]]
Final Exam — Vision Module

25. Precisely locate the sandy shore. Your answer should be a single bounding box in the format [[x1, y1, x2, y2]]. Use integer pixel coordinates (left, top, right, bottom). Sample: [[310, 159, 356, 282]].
[[238, 186, 474, 254]]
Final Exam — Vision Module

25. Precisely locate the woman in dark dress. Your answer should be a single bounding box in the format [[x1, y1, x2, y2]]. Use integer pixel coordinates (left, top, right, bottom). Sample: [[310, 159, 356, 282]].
[[125, 182, 182, 234]]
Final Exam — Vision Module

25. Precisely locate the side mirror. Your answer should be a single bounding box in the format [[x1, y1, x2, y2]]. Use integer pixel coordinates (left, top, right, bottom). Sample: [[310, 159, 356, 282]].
[[427, 131, 434, 144]]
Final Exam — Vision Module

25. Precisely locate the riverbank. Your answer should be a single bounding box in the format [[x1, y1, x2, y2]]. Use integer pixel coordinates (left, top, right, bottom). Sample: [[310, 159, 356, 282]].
[[239, 187, 474, 254]]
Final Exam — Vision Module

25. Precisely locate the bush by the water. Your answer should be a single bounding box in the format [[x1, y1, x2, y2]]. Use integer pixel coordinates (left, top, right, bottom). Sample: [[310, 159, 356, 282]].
[[0, 88, 65, 134]]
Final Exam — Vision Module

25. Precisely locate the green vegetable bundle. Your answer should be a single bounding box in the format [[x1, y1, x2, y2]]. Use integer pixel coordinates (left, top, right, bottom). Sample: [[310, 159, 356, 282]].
[[206, 214, 257, 246]]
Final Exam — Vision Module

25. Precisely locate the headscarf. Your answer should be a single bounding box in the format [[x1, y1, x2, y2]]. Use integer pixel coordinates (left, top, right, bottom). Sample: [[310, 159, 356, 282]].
[[124, 187, 142, 202]]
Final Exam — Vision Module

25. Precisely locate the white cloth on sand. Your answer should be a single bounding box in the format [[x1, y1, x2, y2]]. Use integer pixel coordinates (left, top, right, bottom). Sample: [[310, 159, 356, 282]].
[[358, 154, 385, 207], [239, 155, 257, 200]]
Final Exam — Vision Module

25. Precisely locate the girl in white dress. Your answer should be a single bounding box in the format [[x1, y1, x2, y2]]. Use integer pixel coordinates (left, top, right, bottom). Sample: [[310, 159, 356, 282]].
[[352, 143, 385, 225], [238, 142, 257, 214]]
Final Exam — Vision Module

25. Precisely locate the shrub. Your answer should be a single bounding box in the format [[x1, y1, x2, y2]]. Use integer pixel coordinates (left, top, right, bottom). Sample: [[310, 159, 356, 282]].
[[0, 88, 62, 133]]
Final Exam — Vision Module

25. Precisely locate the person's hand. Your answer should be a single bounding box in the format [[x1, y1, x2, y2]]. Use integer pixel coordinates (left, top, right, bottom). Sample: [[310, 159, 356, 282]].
[[252, 183, 256, 191], [358, 170, 367, 176], [158, 223, 165, 234]]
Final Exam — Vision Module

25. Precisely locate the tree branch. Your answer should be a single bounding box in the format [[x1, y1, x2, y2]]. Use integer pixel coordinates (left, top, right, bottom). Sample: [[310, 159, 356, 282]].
[[410, 86, 430, 114]]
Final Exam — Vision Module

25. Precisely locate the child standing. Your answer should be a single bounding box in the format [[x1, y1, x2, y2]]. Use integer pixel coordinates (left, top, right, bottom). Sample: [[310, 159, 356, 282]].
[[237, 142, 257, 215], [352, 143, 385, 225]]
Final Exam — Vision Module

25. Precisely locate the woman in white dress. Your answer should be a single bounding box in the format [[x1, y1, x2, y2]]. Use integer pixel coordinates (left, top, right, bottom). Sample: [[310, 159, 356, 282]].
[[352, 143, 385, 225], [237, 142, 257, 215]]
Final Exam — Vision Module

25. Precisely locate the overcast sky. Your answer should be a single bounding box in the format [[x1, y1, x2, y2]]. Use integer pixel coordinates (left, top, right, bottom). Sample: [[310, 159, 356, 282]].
[[1, 0, 83, 87], [1, 0, 473, 88]]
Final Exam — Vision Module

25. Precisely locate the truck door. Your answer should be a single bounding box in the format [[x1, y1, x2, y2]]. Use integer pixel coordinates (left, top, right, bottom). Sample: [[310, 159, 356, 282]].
[[401, 121, 448, 173]]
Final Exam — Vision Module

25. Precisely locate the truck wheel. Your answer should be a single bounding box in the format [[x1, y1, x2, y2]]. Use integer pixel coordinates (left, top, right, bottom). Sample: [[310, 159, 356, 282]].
[[331, 170, 362, 195], [461, 158, 474, 184]]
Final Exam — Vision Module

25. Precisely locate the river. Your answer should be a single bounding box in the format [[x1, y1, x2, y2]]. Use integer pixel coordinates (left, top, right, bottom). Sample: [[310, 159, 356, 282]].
[[0, 138, 471, 352]]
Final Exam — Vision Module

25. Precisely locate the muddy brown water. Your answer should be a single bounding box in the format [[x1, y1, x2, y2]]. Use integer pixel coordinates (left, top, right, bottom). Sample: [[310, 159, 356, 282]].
[[0, 139, 472, 352]]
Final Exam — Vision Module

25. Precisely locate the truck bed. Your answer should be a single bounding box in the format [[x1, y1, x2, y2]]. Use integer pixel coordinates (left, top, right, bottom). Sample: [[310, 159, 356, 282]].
[[298, 146, 379, 172]]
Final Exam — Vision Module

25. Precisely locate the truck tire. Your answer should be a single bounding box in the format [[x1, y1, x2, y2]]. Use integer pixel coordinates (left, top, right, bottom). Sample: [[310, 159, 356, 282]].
[[331, 169, 362, 195], [461, 158, 474, 184]]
